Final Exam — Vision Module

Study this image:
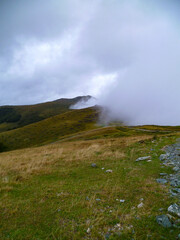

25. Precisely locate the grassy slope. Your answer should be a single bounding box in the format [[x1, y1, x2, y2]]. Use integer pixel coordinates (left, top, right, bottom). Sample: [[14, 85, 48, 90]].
[[0, 107, 99, 151], [0, 130, 180, 239], [133, 125, 180, 132], [0, 96, 90, 133], [1, 110, 180, 152]]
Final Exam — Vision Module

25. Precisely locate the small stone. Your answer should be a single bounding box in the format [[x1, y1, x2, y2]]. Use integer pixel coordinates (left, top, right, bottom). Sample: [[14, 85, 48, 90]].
[[147, 234, 152, 238], [101, 167, 104, 170], [170, 179, 180, 187], [159, 208, 164, 212], [120, 199, 125, 203], [168, 203, 180, 217], [170, 189, 177, 196], [86, 197, 90, 201], [172, 188, 180, 193], [106, 169, 113, 173], [159, 154, 168, 161], [160, 173, 167, 176], [115, 223, 121, 228], [87, 228, 91, 234], [105, 233, 111, 239], [96, 198, 101, 201], [166, 214, 175, 220], [136, 156, 151, 162], [156, 215, 172, 228], [178, 233, 180, 239], [147, 160, 152, 162], [173, 167, 179, 171], [156, 178, 168, 184], [91, 163, 97, 168], [137, 202, 144, 208]]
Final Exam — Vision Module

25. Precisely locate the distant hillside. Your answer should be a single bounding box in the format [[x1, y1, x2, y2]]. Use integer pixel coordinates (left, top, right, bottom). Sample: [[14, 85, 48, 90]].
[[0, 106, 99, 151], [0, 96, 91, 133]]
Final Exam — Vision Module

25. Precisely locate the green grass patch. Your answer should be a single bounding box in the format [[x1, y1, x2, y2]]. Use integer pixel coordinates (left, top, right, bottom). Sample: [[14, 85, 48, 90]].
[[0, 133, 180, 239]]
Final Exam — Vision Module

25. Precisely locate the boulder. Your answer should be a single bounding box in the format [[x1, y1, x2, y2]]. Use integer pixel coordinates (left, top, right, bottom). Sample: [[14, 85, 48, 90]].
[[168, 203, 180, 217], [156, 178, 168, 184], [156, 215, 172, 228]]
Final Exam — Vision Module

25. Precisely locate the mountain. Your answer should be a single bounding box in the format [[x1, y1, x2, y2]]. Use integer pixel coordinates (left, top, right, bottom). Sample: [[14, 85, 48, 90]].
[[0, 106, 99, 151], [0, 96, 92, 133]]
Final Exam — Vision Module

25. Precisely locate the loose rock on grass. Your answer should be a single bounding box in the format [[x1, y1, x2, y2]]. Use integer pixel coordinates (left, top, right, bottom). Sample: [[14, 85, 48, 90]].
[[156, 215, 172, 228], [135, 156, 151, 162], [91, 163, 97, 168]]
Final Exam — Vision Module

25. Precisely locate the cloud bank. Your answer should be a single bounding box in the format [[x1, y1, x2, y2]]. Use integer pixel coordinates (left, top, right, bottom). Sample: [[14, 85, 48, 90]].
[[0, 0, 180, 125]]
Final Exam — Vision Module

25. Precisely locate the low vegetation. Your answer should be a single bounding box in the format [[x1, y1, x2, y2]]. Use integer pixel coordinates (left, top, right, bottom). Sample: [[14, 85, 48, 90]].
[[0, 128, 180, 239], [0, 96, 90, 133], [0, 107, 99, 151], [0, 99, 180, 239]]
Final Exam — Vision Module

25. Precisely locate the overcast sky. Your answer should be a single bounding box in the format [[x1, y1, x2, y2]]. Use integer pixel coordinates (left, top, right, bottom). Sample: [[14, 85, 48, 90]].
[[0, 0, 180, 125]]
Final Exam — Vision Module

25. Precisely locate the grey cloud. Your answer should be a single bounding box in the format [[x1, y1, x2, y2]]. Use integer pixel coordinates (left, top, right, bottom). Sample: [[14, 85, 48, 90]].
[[0, 0, 180, 125]]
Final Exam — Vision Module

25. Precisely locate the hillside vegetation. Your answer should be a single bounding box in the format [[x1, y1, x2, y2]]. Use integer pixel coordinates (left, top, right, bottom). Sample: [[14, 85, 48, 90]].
[[0, 106, 99, 151], [0, 98, 180, 239], [133, 125, 180, 132], [0, 129, 180, 239], [0, 96, 91, 133]]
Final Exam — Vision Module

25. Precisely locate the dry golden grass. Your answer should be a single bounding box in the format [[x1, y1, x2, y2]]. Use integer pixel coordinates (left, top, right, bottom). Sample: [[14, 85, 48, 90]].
[[0, 135, 152, 178], [1, 132, 179, 240]]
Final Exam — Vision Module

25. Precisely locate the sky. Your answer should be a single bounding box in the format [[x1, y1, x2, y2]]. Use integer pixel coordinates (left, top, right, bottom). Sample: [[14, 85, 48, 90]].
[[0, 0, 180, 125]]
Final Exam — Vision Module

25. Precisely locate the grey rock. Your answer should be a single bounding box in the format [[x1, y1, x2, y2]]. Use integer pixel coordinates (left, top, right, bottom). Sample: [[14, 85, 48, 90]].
[[160, 173, 167, 176], [91, 163, 97, 168], [170, 189, 177, 196], [105, 233, 111, 239], [96, 198, 101, 201], [136, 156, 151, 162], [168, 203, 180, 217], [137, 202, 144, 208], [159, 208, 164, 212], [159, 154, 168, 161], [106, 169, 113, 173], [170, 179, 180, 187], [173, 167, 179, 171], [156, 215, 172, 228], [178, 233, 180, 239], [172, 188, 180, 193], [156, 178, 168, 184]]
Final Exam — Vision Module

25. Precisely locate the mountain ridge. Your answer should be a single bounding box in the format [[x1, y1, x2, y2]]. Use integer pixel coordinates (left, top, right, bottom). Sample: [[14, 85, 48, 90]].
[[0, 95, 92, 133]]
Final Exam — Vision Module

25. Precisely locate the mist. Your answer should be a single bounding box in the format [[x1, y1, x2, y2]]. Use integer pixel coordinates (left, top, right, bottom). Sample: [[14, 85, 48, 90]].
[[75, 0, 180, 125], [0, 0, 180, 125]]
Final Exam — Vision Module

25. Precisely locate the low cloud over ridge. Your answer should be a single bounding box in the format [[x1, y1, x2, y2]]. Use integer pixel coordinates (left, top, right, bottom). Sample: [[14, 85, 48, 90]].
[[0, 0, 180, 125]]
